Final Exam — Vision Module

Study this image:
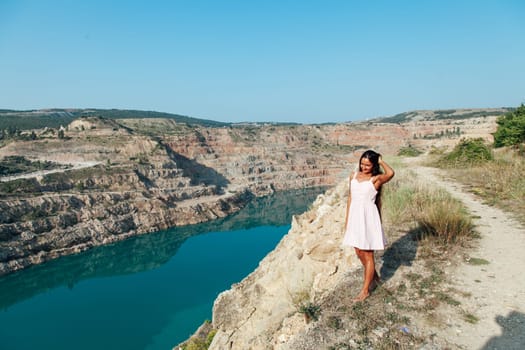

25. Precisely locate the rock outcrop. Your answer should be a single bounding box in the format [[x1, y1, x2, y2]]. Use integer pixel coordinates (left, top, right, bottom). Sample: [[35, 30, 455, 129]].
[[208, 180, 357, 349]]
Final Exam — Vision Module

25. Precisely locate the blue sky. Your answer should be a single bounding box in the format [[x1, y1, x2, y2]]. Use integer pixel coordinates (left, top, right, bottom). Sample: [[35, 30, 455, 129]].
[[1, 0, 524, 124]]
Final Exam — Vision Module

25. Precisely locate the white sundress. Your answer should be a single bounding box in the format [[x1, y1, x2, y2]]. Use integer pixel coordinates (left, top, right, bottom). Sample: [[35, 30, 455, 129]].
[[342, 172, 386, 250]]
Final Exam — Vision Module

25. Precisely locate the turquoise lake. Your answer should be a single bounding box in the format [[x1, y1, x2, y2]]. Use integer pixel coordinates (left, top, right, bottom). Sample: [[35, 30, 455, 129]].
[[0, 188, 323, 350]]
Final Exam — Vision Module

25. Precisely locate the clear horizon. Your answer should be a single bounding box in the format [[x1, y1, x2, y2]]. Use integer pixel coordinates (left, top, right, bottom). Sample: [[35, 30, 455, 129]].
[[1, 0, 524, 124]]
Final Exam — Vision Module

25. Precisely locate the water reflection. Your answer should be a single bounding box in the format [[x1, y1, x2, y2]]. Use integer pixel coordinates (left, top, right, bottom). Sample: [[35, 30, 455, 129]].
[[0, 187, 324, 310]]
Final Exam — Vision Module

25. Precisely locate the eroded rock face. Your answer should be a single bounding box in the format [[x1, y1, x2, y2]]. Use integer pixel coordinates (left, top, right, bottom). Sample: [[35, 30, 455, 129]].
[[0, 186, 254, 276], [0, 120, 349, 275], [208, 180, 359, 350]]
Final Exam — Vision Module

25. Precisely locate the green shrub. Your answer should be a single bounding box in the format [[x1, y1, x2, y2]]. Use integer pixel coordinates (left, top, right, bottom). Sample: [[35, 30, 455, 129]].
[[436, 148, 525, 224], [0, 178, 41, 194], [493, 104, 525, 147], [397, 145, 422, 157], [428, 146, 447, 156], [182, 329, 217, 350], [298, 302, 321, 322], [439, 138, 493, 166], [0, 156, 58, 176]]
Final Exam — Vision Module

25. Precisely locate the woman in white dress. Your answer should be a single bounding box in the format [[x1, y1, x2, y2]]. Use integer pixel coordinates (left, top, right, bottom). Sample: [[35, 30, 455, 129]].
[[343, 150, 395, 302]]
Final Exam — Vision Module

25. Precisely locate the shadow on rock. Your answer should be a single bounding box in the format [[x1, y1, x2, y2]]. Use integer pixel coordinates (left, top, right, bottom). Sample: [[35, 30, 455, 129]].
[[482, 311, 525, 350], [379, 227, 419, 282], [164, 144, 229, 192]]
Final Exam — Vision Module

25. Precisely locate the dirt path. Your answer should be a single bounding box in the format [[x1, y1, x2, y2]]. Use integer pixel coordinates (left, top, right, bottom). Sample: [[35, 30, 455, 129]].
[[414, 166, 525, 349], [0, 161, 101, 182]]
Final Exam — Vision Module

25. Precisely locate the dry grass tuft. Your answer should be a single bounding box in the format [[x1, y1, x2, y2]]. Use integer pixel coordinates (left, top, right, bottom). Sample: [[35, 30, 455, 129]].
[[415, 188, 474, 244], [382, 167, 474, 245], [434, 148, 525, 224]]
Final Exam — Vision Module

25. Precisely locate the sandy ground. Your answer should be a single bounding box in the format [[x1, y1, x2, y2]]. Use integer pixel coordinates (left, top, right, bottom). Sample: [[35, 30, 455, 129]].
[[0, 161, 101, 182], [415, 166, 525, 349]]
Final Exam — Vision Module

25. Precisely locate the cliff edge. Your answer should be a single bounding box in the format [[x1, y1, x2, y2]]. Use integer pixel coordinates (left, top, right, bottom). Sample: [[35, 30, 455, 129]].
[[208, 179, 356, 349], [190, 161, 525, 350]]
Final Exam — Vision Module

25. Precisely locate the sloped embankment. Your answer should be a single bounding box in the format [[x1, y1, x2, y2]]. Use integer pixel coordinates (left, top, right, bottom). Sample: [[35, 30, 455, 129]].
[[205, 179, 360, 349]]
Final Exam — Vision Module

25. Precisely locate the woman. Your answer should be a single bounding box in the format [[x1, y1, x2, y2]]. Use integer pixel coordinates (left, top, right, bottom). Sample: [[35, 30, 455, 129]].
[[343, 150, 395, 302]]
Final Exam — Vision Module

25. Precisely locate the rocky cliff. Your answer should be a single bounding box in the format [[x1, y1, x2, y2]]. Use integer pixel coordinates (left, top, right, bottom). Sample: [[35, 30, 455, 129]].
[[0, 118, 350, 275], [0, 109, 504, 275], [208, 180, 354, 349]]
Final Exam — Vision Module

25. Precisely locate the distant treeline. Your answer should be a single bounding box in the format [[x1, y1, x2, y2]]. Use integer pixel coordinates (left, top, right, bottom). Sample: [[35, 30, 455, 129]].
[[0, 108, 230, 130], [381, 108, 512, 124], [0, 113, 75, 130]]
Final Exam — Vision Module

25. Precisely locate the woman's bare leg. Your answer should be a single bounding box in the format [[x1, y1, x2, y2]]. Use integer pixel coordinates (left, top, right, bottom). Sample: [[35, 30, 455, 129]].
[[354, 249, 375, 301], [354, 248, 368, 283], [354, 247, 365, 265], [369, 269, 381, 292]]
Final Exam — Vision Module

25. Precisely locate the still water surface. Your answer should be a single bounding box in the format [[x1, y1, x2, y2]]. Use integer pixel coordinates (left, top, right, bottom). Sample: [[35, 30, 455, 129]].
[[0, 188, 323, 350]]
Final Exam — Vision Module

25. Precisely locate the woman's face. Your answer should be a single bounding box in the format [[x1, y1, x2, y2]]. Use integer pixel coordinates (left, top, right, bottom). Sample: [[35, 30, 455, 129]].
[[360, 157, 373, 174]]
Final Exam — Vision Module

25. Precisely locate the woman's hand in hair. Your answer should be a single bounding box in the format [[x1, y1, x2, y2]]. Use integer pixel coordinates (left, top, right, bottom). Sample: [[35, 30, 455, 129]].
[[373, 156, 394, 189]]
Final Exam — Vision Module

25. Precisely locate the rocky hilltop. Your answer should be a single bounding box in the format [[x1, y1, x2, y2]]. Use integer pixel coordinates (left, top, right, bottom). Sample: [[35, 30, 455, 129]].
[[0, 108, 507, 275]]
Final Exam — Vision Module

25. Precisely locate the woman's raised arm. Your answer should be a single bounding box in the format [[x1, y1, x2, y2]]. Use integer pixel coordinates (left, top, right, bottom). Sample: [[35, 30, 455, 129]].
[[374, 157, 395, 188]]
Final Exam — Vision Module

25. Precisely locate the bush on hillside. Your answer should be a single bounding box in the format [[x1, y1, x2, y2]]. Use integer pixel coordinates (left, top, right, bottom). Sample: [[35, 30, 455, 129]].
[[493, 104, 525, 148], [439, 138, 493, 166], [397, 145, 423, 157], [0, 156, 57, 176], [0, 178, 41, 194], [440, 148, 525, 224], [181, 329, 216, 350]]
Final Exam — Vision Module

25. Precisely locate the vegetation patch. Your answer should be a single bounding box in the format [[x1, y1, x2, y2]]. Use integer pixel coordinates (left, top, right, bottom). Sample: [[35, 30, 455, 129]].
[[0, 108, 229, 130], [397, 145, 423, 157], [180, 322, 217, 350], [0, 113, 75, 130], [415, 189, 474, 244], [463, 312, 480, 324], [437, 138, 493, 166], [0, 178, 42, 196], [493, 104, 525, 148], [298, 302, 322, 323], [434, 110, 507, 120], [382, 167, 474, 245], [379, 109, 509, 124], [432, 146, 525, 224], [0, 156, 62, 176], [466, 257, 490, 265]]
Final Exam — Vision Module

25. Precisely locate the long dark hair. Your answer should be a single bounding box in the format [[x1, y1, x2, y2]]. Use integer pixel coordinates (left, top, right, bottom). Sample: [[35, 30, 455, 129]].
[[359, 150, 383, 215], [359, 150, 381, 176]]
